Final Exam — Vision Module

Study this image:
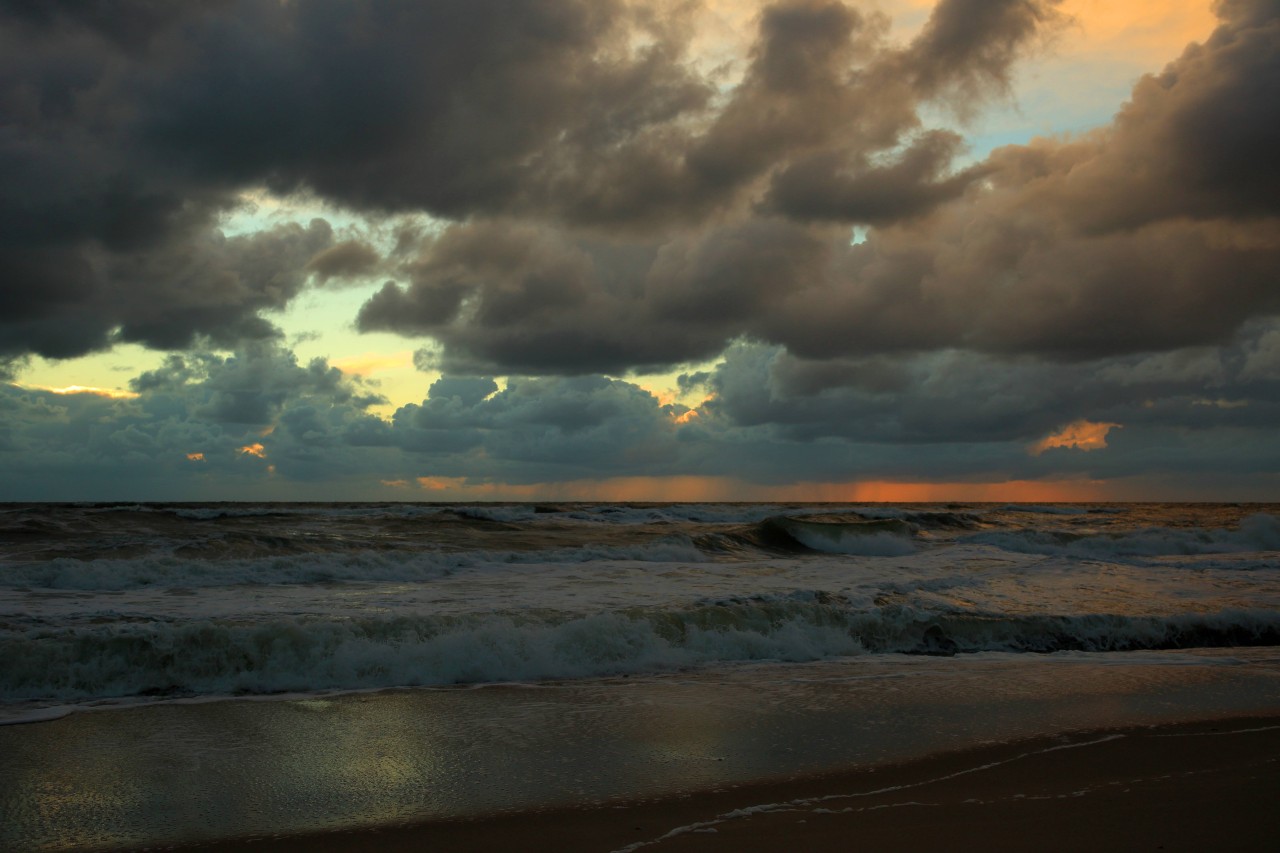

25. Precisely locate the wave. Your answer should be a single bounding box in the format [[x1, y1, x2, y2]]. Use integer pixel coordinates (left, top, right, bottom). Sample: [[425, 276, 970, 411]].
[[768, 517, 917, 556], [720, 510, 984, 557], [6, 596, 1277, 703], [999, 504, 1090, 515], [840, 507, 986, 529], [969, 513, 1280, 559], [0, 539, 709, 591]]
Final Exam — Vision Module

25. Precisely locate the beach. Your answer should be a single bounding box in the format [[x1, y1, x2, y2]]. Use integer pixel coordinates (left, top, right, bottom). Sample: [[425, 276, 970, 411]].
[[4, 649, 1280, 851], [182, 715, 1280, 853]]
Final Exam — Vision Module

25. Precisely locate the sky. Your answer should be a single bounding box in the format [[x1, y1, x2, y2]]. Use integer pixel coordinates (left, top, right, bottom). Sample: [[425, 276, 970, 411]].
[[1, 0, 1277, 502]]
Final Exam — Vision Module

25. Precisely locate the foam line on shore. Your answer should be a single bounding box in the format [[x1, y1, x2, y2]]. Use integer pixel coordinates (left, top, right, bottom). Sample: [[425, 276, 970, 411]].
[[612, 733, 1130, 852]]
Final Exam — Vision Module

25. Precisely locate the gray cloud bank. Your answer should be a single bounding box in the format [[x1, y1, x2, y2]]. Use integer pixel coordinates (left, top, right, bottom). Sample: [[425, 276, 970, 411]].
[[4, 323, 1280, 499], [2, 0, 1279, 497]]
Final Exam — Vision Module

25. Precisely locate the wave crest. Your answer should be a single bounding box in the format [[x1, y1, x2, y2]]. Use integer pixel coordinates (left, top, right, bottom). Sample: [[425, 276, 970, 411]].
[[6, 596, 1277, 702]]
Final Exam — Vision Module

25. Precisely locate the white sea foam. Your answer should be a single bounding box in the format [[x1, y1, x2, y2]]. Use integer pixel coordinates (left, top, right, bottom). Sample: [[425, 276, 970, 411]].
[[4, 599, 1277, 703]]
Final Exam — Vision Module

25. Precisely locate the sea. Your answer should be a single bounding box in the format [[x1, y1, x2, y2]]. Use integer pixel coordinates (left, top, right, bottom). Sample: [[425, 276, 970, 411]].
[[3, 501, 1280, 848]]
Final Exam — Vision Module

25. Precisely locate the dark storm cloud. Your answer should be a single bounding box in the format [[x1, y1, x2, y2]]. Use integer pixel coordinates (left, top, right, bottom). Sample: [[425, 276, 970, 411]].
[[762, 130, 991, 223], [902, 0, 1067, 102], [306, 240, 383, 285], [547, 0, 1064, 227], [2, 0, 1070, 368], [358, 220, 734, 374], [991, 5, 1280, 231], [0, 0, 710, 361], [361, 0, 1280, 375], [761, 0, 1280, 360], [0, 219, 337, 359]]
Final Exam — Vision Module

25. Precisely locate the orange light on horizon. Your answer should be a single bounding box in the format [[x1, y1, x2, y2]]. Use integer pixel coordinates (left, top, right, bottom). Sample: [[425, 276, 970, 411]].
[[387, 474, 1111, 503], [802, 479, 1109, 503]]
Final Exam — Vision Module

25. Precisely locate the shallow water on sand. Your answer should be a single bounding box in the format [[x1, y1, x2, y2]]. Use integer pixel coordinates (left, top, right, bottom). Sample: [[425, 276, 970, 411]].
[[3, 648, 1280, 851]]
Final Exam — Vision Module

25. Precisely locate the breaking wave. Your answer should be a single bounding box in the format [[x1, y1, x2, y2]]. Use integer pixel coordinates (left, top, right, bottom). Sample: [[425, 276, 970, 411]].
[[768, 517, 917, 556], [5, 596, 1278, 703]]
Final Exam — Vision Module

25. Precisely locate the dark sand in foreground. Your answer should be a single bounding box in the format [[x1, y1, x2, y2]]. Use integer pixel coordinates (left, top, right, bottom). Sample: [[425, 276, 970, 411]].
[[184, 716, 1280, 853]]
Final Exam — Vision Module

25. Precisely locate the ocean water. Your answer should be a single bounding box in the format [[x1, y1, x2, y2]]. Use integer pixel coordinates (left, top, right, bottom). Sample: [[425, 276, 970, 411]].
[[4, 501, 1280, 849], [2, 501, 1279, 720]]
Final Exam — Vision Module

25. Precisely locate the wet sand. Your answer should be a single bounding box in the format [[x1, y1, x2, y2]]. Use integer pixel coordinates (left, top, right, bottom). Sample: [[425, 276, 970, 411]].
[[6, 653, 1280, 851], [185, 716, 1280, 853]]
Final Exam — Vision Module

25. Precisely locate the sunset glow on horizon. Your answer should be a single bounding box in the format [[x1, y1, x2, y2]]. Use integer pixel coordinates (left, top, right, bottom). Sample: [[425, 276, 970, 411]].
[[386, 475, 1113, 504]]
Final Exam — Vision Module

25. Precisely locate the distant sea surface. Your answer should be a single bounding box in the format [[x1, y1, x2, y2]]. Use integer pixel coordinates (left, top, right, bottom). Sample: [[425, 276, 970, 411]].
[[3, 501, 1279, 723]]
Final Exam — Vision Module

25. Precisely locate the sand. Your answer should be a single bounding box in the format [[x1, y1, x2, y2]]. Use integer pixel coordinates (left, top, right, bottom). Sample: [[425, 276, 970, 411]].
[[179, 716, 1280, 853]]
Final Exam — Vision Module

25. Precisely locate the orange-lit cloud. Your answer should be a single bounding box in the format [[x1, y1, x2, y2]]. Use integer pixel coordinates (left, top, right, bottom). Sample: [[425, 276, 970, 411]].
[[1030, 420, 1121, 455], [381, 479, 411, 488], [416, 476, 468, 491], [238, 443, 267, 458], [331, 351, 415, 377], [186, 452, 205, 462]]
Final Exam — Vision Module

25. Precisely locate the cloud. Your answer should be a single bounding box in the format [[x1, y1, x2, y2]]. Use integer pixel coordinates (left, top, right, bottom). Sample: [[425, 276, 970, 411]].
[[0, 341, 398, 498], [1030, 420, 1122, 455], [5, 315, 1280, 499], [0, 214, 337, 359], [762, 130, 992, 223], [360, 0, 1280, 374], [2, 1, 1279, 499], [0, 0, 705, 362], [2, 0, 1070, 369], [374, 373, 685, 482], [306, 240, 382, 284], [903, 0, 1068, 104]]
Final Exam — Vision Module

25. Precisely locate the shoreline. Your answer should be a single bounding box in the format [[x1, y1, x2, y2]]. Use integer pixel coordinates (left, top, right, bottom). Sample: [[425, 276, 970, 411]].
[[178, 714, 1280, 853], [6, 650, 1280, 850]]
